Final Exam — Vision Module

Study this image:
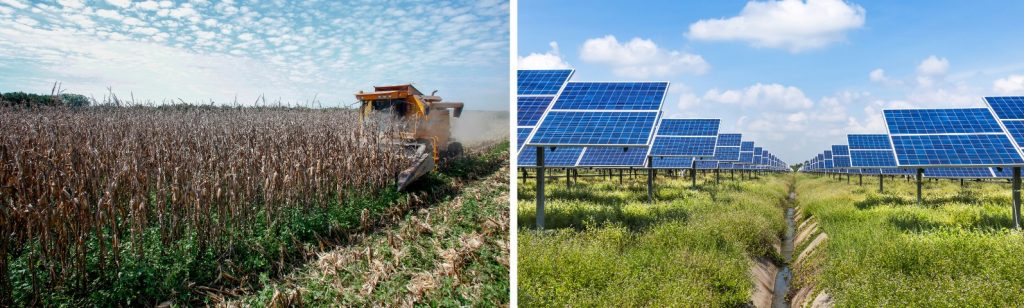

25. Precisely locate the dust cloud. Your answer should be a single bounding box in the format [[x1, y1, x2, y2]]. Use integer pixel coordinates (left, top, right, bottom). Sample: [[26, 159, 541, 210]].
[[450, 110, 509, 147]]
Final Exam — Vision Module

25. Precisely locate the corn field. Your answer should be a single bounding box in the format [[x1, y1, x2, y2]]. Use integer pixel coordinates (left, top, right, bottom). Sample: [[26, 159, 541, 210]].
[[0, 106, 414, 304]]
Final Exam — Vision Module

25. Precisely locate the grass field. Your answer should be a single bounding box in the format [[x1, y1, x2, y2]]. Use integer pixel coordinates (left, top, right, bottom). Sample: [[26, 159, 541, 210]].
[[794, 173, 1024, 306], [517, 170, 789, 306]]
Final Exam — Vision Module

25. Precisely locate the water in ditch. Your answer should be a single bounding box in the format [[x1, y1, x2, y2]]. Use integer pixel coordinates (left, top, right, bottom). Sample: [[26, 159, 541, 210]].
[[772, 191, 797, 308]]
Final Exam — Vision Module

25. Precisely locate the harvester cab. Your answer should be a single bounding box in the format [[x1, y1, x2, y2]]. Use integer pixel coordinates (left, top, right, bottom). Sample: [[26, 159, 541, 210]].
[[355, 84, 464, 190]]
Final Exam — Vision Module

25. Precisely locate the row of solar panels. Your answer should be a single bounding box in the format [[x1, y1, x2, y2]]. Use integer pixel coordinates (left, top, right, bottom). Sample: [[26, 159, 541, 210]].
[[802, 97, 1024, 176], [516, 69, 788, 171]]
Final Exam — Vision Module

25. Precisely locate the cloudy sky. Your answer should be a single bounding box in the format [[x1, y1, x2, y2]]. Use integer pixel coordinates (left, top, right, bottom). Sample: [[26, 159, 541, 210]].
[[519, 0, 1024, 163], [0, 0, 509, 110]]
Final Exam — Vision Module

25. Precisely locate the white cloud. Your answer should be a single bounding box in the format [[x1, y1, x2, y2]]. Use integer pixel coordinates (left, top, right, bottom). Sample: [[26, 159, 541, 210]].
[[57, 0, 84, 9], [135, 0, 159, 10], [917, 55, 949, 76], [579, 35, 708, 78], [703, 83, 813, 110], [687, 0, 866, 52], [238, 33, 254, 41], [517, 41, 570, 69], [869, 68, 886, 82], [994, 74, 1024, 95], [95, 9, 121, 19], [105, 0, 131, 8], [0, 0, 28, 9]]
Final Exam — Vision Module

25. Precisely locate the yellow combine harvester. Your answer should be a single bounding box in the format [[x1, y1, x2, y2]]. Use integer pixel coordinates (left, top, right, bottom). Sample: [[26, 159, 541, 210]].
[[356, 84, 464, 190]]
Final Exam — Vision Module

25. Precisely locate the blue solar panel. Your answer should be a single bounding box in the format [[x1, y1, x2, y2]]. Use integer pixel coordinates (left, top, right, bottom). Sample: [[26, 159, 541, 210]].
[[696, 161, 719, 169], [825, 160, 834, 169], [824, 150, 832, 159], [1000, 120, 1024, 145], [754, 147, 763, 156], [884, 108, 1004, 134], [891, 134, 1024, 166], [923, 168, 993, 178], [529, 111, 658, 146], [517, 96, 554, 126], [517, 70, 573, 95], [848, 134, 891, 150], [857, 169, 882, 174], [833, 156, 851, 168], [517, 127, 532, 151], [717, 134, 742, 147], [651, 136, 717, 156], [553, 82, 668, 111], [741, 141, 754, 152], [652, 156, 694, 168], [831, 145, 850, 156], [850, 150, 897, 167], [992, 167, 1013, 178], [713, 146, 740, 161], [517, 147, 583, 167], [738, 152, 754, 164], [577, 147, 647, 167], [657, 119, 720, 136], [984, 97, 1024, 120]]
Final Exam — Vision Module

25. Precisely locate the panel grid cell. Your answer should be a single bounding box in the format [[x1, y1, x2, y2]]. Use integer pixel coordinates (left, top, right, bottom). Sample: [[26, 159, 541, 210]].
[[848, 134, 892, 150], [717, 134, 742, 146], [577, 147, 648, 167], [924, 168, 993, 178], [553, 82, 668, 111], [652, 156, 695, 168], [891, 134, 1024, 166], [884, 108, 1003, 134], [656, 119, 720, 136], [650, 136, 717, 156], [738, 152, 754, 164], [517, 147, 584, 167], [984, 96, 1024, 120], [713, 146, 741, 161], [833, 156, 852, 168], [517, 70, 573, 95], [1001, 120, 1024, 145], [831, 145, 850, 156], [696, 161, 719, 169], [517, 96, 554, 126], [850, 150, 897, 167], [528, 111, 658, 146], [517, 127, 533, 151], [741, 141, 755, 152]]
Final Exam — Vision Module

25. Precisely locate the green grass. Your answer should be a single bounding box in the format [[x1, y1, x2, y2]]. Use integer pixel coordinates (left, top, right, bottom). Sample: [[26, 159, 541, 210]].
[[518, 171, 789, 307], [795, 174, 1024, 306]]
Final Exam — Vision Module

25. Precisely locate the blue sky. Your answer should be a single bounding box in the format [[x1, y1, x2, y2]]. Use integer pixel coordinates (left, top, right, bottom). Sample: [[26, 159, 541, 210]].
[[519, 0, 1024, 163], [0, 0, 509, 110]]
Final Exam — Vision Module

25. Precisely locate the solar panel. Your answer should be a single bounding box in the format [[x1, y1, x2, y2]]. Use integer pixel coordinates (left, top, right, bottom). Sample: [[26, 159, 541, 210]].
[[554, 82, 668, 111], [651, 136, 717, 156], [984, 96, 1024, 120], [719, 162, 735, 169], [1001, 121, 1024, 145], [848, 134, 892, 150], [529, 111, 659, 146], [517, 128, 532, 151], [834, 156, 851, 168], [713, 146, 741, 161], [923, 168, 994, 179], [657, 119, 720, 136], [576, 147, 648, 167], [824, 150, 833, 160], [517, 147, 584, 167], [741, 141, 754, 152], [517, 70, 573, 95], [651, 156, 694, 169], [517, 96, 554, 126], [890, 134, 1023, 166], [831, 145, 850, 156], [738, 152, 754, 164], [882, 168, 915, 175], [717, 134, 742, 147], [884, 108, 1004, 134], [696, 161, 719, 169], [992, 166, 1013, 178], [850, 150, 897, 168]]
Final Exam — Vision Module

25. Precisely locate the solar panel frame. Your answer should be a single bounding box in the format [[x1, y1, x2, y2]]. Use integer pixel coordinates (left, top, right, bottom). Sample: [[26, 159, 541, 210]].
[[516, 70, 574, 155], [923, 167, 995, 179], [517, 147, 585, 167]]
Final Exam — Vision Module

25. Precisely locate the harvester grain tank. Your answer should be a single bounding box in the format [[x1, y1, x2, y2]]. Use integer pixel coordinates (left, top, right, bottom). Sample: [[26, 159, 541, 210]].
[[356, 84, 464, 190]]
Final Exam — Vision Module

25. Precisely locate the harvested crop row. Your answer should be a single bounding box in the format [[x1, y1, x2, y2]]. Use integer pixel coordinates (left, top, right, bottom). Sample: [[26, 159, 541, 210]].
[[0, 106, 412, 305]]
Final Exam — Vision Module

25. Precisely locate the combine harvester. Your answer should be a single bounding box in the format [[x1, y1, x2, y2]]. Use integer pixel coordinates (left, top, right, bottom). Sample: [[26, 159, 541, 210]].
[[356, 84, 464, 190]]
